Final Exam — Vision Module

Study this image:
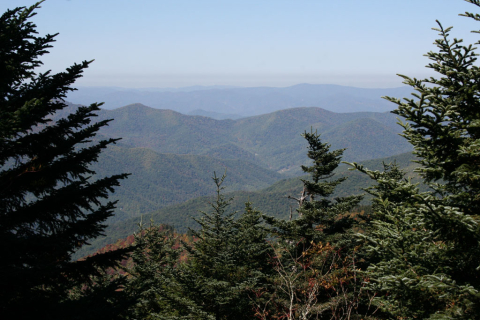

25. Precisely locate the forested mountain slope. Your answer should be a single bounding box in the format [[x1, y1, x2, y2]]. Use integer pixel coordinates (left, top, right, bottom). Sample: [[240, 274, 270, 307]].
[[90, 143, 283, 223], [79, 151, 419, 258], [91, 104, 412, 175], [52, 103, 412, 226]]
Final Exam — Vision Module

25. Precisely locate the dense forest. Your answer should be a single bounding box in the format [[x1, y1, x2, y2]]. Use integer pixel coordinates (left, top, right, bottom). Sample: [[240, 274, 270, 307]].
[[2, 1, 480, 319]]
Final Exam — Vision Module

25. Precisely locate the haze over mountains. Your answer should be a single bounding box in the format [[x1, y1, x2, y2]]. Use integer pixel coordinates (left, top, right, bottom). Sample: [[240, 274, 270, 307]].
[[66, 83, 414, 118]]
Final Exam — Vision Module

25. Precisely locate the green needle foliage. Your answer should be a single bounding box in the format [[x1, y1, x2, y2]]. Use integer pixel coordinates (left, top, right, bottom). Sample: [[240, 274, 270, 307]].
[[264, 130, 363, 246], [0, 3, 129, 318], [349, 1, 480, 318], [123, 222, 200, 319], [262, 131, 368, 319], [179, 173, 274, 320]]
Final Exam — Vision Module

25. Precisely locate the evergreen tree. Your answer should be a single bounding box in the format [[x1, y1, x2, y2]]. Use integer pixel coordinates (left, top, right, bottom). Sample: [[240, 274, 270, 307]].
[[0, 3, 129, 318], [347, 162, 426, 318], [179, 173, 273, 320], [233, 202, 275, 318], [262, 131, 368, 320], [124, 222, 202, 319], [349, 1, 480, 317], [264, 130, 363, 246]]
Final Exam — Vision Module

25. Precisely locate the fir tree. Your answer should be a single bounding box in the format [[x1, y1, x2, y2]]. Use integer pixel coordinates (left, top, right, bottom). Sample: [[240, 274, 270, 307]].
[[179, 173, 273, 320], [124, 222, 203, 319], [0, 3, 129, 318], [233, 202, 275, 318], [349, 1, 480, 317], [264, 130, 363, 246], [262, 130, 368, 320]]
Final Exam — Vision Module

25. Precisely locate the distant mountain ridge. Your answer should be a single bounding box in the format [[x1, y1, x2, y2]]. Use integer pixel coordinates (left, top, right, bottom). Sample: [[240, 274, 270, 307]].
[[90, 103, 412, 175], [187, 109, 243, 120], [66, 83, 414, 116]]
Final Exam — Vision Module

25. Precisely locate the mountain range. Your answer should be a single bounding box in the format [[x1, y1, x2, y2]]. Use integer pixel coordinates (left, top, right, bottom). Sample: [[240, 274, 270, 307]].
[[51, 97, 418, 258], [66, 83, 414, 117], [48, 101, 414, 228], [91, 103, 412, 176]]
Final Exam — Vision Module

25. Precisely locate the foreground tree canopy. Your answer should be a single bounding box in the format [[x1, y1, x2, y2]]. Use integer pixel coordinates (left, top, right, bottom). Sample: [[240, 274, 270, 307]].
[[0, 2, 129, 318]]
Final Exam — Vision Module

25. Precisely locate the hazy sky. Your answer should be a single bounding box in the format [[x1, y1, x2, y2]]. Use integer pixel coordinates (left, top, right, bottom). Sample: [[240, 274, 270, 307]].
[[2, 0, 479, 88]]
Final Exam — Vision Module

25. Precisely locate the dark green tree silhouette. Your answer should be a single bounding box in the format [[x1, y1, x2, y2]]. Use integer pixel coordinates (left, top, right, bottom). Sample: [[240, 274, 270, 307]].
[[0, 3, 129, 318]]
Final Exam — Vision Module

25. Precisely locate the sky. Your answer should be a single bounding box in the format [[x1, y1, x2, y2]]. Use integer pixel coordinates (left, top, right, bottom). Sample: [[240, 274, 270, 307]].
[[2, 0, 479, 88]]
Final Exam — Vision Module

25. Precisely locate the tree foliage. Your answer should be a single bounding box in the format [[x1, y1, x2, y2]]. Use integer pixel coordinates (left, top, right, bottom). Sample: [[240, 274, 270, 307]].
[[179, 173, 274, 320], [264, 130, 363, 246], [262, 131, 373, 319], [123, 222, 193, 319], [348, 1, 480, 317], [0, 3, 129, 318]]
